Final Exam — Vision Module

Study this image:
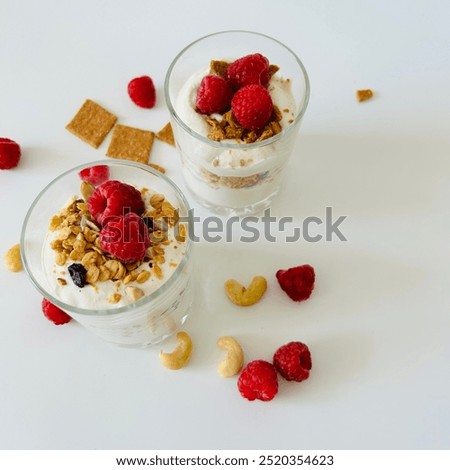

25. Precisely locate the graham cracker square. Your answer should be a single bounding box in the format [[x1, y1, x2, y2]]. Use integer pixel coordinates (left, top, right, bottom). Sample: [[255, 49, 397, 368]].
[[155, 122, 175, 146], [66, 99, 117, 148], [106, 124, 155, 164]]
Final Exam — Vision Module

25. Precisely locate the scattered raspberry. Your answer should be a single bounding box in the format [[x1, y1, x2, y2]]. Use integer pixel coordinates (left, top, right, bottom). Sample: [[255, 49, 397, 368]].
[[79, 165, 110, 186], [88, 180, 145, 226], [99, 212, 151, 263], [273, 341, 312, 382], [231, 84, 273, 130], [237, 360, 278, 402], [276, 264, 315, 302], [41, 298, 72, 325], [0, 137, 21, 170], [128, 76, 156, 108], [195, 74, 233, 114], [226, 53, 270, 89]]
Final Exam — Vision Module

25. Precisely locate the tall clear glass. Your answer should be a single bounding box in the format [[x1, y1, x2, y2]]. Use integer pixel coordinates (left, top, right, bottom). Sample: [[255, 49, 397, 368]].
[[165, 30, 310, 216]]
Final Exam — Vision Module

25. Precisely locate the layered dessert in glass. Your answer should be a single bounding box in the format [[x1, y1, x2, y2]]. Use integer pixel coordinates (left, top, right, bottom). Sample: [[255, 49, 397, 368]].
[[165, 30, 310, 215]]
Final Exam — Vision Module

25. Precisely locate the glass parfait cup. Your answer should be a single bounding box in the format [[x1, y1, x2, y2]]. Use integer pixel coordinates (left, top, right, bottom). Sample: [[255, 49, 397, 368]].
[[21, 160, 193, 347], [165, 30, 310, 216]]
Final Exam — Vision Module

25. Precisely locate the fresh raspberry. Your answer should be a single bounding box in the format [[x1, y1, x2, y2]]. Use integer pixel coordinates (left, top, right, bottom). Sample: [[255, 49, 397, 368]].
[[273, 341, 312, 382], [231, 84, 273, 130], [237, 360, 278, 402], [88, 180, 145, 226], [79, 165, 110, 186], [226, 53, 270, 89], [99, 212, 151, 263], [0, 137, 21, 170], [195, 74, 233, 114], [41, 298, 72, 325], [276, 265, 315, 302], [128, 75, 156, 108]]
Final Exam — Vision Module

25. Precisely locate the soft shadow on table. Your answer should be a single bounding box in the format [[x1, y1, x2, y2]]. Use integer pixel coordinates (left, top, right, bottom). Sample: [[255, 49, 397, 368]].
[[186, 241, 425, 403], [271, 133, 450, 217]]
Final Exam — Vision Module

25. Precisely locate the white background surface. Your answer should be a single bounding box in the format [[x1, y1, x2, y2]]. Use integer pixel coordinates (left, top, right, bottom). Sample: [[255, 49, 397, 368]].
[[1, 0, 449, 450]]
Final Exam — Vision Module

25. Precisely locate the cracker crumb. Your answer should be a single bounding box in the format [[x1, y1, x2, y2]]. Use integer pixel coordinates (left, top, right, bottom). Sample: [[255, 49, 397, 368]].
[[357, 89, 374, 102], [148, 162, 166, 174], [155, 122, 175, 146], [210, 60, 230, 78], [268, 64, 280, 78], [206, 105, 282, 144]]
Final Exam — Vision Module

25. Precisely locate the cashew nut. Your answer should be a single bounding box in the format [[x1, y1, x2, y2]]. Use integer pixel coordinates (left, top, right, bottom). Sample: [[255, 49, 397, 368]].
[[4, 243, 22, 272], [224, 276, 267, 306], [217, 336, 244, 377], [159, 331, 192, 370]]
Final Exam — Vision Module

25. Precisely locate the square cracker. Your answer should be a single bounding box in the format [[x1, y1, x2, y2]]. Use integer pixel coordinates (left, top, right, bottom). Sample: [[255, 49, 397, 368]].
[[66, 99, 117, 148], [106, 124, 155, 164], [155, 122, 175, 146]]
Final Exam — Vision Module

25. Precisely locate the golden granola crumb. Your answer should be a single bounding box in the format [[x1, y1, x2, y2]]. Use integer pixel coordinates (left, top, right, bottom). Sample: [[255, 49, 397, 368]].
[[108, 293, 122, 304]]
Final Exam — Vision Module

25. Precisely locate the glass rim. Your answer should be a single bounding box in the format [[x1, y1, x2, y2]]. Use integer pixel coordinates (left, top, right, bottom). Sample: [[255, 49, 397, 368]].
[[20, 159, 193, 317], [164, 29, 310, 150]]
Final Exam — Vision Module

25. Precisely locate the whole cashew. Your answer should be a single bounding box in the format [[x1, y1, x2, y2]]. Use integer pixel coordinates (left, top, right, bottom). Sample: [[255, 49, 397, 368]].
[[224, 276, 267, 306], [159, 331, 192, 370], [217, 336, 244, 377]]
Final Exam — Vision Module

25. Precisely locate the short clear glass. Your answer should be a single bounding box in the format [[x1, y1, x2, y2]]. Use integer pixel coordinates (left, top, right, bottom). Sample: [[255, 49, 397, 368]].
[[165, 30, 310, 216], [21, 160, 193, 347]]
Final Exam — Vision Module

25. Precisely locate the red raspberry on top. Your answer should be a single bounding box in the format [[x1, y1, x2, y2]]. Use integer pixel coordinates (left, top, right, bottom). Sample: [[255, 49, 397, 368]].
[[88, 180, 145, 226], [231, 84, 273, 130], [195, 74, 233, 114], [0, 137, 21, 170], [128, 75, 156, 108], [99, 212, 151, 263], [226, 53, 270, 89], [276, 264, 315, 302], [237, 360, 278, 402], [41, 298, 72, 325], [79, 165, 110, 186], [273, 341, 312, 382]]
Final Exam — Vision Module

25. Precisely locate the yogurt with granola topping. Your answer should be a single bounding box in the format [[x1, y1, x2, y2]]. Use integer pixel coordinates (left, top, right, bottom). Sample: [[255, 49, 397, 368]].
[[43, 188, 187, 310]]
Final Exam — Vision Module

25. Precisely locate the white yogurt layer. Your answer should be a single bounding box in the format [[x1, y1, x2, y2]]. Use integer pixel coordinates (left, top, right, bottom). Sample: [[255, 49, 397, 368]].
[[175, 65, 297, 169], [43, 190, 186, 310]]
